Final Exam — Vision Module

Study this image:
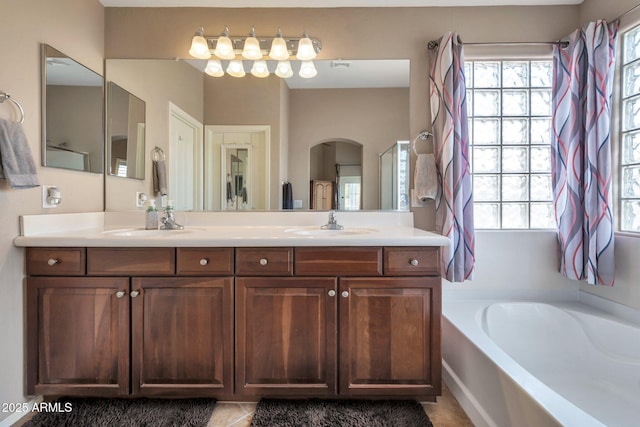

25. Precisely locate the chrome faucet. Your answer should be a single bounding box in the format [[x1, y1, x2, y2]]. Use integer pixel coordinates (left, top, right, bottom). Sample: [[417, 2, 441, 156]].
[[321, 210, 344, 230], [160, 204, 184, 230]]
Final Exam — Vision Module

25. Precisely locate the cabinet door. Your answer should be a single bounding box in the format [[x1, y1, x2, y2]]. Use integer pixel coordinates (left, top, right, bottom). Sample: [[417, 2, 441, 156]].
[[131, 277, 233, 397], [339, 277, 441, 398], [236, 277, 337, 397], [26, 277, 130, 396]]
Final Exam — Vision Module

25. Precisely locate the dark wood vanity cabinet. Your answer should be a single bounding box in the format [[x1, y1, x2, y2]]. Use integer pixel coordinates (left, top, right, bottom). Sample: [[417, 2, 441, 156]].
[[26, 245, 441, 401], [26, 247, 234, 398], [234, 247, 442, 400]]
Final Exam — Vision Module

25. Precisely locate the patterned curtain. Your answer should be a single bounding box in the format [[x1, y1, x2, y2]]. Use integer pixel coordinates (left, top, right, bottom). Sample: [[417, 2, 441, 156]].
[[551, 21, 618, 286], [428, 32, 475, 282]]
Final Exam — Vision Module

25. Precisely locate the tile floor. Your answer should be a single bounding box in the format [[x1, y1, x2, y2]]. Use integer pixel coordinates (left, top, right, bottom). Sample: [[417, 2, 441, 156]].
[[207, 384, 473, 427], [13, 383, 473, 427]]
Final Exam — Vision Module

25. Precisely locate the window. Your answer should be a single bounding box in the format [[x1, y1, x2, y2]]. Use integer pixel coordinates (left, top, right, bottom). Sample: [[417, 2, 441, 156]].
[[466, 60, 555, 229], [620, 24, 640, 232]]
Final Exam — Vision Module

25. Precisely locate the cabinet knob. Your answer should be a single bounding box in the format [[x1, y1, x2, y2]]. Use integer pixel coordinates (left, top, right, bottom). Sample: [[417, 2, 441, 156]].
[[328, 290, 336, 297], [410, 259, 419, 266], [259, 258, 268, 266], [199, 258, 209, 266], [130, 291, 140, 298], [47, 258, 59, 266], [341, 291, 349, 298], [116, 291, 126, 298]]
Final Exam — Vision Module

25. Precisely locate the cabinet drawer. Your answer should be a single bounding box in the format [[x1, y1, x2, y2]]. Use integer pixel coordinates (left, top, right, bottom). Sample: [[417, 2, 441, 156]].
[[295, 247, 382, 276], [26, 248, 86, 276], [87, 248, 175, 276], [235, 248, 293, 276], [384, 247, 440, 276], [176, 248, 234, 275]]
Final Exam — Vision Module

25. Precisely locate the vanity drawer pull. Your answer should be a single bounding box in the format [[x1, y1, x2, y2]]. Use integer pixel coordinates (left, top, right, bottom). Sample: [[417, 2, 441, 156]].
[[235, 247, 293, 276], [410, 259, 419, 266], [130, 291, 140, 298], [199, 258, 209, 266], [26, 248, 86, 276], [328, 290, 336, 297], [341, 291, 349, 298], [116, 291, 126, 298]]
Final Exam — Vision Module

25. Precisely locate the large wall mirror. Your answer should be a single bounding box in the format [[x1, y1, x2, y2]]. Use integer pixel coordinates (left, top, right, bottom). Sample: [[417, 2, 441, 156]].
[[41, 44, 104, 173], [104, 58, 409, 211], [107, 82, 146, 179]]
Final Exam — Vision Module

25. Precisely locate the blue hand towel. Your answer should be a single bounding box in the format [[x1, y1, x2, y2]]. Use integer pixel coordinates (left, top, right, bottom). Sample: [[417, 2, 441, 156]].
[[0, 118, 39, 189]]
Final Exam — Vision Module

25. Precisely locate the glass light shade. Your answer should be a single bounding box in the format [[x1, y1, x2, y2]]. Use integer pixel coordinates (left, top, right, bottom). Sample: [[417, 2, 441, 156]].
[[214, 35, 235, 60], [299, 60, 318, 79], [296, 36, 316, 60], [242, 36, 263, 60], [189, 34, 211, 59], [275, 60, 293, 78], [269, 36, 289, 60], [227, 59, 246, 77], [251, 60, 270, 78], [204, 59, 224, 77]]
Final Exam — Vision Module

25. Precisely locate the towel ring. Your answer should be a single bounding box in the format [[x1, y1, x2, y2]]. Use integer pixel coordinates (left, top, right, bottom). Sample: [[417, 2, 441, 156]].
[[412, 130, 432, 155], [152, 146, 165, 162], [0, 91, 25, 124]]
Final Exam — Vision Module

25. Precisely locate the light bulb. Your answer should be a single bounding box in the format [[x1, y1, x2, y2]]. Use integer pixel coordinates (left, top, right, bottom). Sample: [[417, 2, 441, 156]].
[[188, 27, 211, 59], [242, 27, 263, 60], [275, 60, 293, 78], [296, 34, 316, 60], [269, 29, 289, 60], [251, 60, 270, 78], [204, 59, 224, 77], [214, 26, 235, 60], [227, 59, 246, 77], [299, 60, 317, 79]]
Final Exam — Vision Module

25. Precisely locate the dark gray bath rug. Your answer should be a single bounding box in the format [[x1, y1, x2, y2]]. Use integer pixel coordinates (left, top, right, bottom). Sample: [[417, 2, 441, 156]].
[[250, 399, 433, 427], [24, 397, 217, 427]]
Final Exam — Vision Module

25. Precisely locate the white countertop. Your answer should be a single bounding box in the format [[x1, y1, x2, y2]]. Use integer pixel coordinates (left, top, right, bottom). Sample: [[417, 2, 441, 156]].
[[14, 211, 449, 248]]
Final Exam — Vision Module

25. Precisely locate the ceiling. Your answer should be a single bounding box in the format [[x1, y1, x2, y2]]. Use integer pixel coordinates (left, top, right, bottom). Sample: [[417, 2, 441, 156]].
[[99, 0, 582, 7]]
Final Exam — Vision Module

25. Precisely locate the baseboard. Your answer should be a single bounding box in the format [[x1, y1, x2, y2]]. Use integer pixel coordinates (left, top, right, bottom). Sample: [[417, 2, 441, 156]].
[[442, 359, 496, 427], [0, 397, 42, 427]]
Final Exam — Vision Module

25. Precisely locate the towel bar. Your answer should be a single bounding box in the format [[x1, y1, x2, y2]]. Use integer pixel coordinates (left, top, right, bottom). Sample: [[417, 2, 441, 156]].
[[0, 91, 25, 124]]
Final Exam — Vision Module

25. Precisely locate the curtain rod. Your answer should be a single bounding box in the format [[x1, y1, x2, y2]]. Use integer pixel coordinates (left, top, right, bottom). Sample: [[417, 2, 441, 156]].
[[427, 40, 569, 50], [615, 3, 640, 22]]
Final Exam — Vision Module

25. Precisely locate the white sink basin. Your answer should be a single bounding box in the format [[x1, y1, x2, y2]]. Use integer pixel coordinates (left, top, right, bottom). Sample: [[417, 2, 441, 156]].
[[286, 227, 376, 236], [102, 228, 193, 237]]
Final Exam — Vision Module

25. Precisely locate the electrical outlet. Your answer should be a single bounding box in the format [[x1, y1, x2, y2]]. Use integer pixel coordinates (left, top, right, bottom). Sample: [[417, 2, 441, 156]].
[[42, 185, 61, 208], [136, 192, 148, 208], [293, 199, 303, 209]]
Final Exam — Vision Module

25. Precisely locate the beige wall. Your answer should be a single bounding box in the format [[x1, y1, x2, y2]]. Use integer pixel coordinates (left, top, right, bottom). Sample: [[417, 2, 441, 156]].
[[290, 88, 409, 210], [0, 0, 104, 422]]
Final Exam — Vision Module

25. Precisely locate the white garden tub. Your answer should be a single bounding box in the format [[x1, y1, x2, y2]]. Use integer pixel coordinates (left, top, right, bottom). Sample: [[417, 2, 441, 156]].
[[442, 298, 640, 427]]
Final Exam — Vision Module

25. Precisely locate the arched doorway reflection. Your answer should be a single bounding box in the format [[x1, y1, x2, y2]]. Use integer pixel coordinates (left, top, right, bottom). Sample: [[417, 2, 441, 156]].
[[309, 139, 363, 210]]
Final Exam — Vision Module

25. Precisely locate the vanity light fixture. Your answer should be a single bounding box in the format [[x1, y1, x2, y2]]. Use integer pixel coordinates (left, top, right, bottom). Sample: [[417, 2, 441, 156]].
[[298, 60, 318, 79], [275, 60, 293, 78], [213, 26, 235, 60], [251, 60, 270, 78], [188, 26, 211, 59], [188, 26, 322, 79], [204, 59, 224, 77], [296, 33, 316, 60], [269, 29, 289, 60], [226, 59, 246, 78], [242, 27, 263, 60]]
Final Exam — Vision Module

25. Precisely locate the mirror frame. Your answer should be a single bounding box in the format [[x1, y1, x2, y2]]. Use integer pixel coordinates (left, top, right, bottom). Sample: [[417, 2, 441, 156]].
[[41, 44, 104, 174], [106, 81, 146, 180]]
